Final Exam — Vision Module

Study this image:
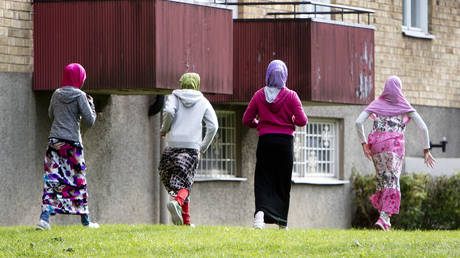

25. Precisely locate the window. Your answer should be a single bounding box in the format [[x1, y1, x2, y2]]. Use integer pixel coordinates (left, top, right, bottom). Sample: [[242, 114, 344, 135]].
[[197, 111, 237, 179], [293, 119, 339, 179], [402, 0, 434, 39]]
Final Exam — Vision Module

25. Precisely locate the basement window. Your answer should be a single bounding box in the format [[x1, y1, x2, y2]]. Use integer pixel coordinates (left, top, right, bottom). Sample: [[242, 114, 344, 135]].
[[196, 111, 244, 181], [292, 119, 347, 185]]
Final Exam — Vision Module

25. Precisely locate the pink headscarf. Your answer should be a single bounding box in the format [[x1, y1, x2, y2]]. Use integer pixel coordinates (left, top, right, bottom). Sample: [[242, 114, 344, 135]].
[[61, 63, 86, 89], [365, 76, 415, 117]]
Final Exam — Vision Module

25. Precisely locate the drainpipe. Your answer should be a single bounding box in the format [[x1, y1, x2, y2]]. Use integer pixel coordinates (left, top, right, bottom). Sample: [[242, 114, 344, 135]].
[[149, 95, 169, 224], [159, 125, 170, 224]]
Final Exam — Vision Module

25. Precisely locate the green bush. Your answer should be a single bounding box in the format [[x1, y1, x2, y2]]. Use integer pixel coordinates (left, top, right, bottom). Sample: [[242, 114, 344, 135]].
[[423, 173, 460, 229], [351, 169, 460, 230]]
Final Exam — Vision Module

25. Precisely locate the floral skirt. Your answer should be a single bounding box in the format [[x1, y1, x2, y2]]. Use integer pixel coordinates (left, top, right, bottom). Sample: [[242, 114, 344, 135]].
[[41, 138, 88, 215], [370, 152, 402, 215], [158, 147, 199, 200]]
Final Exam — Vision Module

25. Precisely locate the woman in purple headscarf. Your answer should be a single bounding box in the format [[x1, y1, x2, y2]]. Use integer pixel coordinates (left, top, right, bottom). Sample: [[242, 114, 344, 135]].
[[243, 60, 307, 229], [355, 75, 435, 231]]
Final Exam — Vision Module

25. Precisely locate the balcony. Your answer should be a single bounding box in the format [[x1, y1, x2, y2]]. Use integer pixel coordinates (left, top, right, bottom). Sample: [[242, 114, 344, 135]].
[[33, 0, 233, 94]]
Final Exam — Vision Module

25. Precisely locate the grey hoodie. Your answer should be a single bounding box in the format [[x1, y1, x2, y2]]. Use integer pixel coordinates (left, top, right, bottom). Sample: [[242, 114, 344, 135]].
[[161, 89, 218, 153], [48, 86, 96, 144]]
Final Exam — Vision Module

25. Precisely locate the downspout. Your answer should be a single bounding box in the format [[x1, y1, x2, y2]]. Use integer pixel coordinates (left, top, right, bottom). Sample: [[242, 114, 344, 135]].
[[149, 95, 169, 224]]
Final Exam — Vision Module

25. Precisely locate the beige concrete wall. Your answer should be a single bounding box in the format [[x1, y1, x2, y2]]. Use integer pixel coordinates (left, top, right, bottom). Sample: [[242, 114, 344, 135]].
[[0, 0, 33, 72], [0, 73, 163, 226]]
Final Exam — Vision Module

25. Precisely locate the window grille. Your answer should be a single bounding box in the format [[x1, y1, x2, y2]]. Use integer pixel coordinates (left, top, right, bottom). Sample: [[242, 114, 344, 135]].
[[293, 119, 339, 178], [197, 111, 237, 178]]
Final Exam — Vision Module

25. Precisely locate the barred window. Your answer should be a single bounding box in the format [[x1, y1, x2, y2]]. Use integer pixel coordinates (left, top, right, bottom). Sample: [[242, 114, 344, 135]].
[[197, 111, 236, 178], [293, 119, 339, 178]]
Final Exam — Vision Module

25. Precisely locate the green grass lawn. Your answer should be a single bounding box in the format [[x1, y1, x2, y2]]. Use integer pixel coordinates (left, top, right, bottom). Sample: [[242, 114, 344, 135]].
[[0, 225, 459, 257]]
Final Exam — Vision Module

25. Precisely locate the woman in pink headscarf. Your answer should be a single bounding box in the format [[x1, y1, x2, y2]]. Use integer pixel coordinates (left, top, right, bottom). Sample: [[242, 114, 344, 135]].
[[243, 60, 307, 230], [36, 63, 99, 230], [355, 75, 435, 231]]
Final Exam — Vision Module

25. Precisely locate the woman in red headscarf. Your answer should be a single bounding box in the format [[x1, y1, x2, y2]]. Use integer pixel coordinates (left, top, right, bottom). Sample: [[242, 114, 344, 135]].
[[355, 75, 436, 231], [36, 63, 99, 230]]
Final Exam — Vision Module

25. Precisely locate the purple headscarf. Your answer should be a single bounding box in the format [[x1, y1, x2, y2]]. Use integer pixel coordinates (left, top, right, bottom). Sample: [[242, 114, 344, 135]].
[[265, 60, 288, 88], [365, 76, 415, 117]]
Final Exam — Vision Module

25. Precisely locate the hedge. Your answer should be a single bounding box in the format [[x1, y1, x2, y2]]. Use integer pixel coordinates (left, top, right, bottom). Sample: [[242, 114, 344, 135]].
[[351, 169, 460, 230]]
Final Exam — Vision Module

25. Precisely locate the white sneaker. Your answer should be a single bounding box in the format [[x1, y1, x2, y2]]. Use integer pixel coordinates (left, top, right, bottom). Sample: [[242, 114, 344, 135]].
[[36, 219, 50, 231], [279, 225, 289, 231], [253, 211, 264, 229], [167, 200, 183, 225], [84, 222, 100, 229]]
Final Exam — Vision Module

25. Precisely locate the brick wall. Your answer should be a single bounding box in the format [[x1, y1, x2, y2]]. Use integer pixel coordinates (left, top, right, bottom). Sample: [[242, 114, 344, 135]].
[[334, 0, 460, 108], [237, 0, 293, 19], [0, 0, 33, 73]]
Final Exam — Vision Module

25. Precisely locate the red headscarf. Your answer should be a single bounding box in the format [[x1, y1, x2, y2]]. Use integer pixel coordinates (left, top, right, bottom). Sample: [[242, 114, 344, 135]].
[[61, 63, 86, 89]]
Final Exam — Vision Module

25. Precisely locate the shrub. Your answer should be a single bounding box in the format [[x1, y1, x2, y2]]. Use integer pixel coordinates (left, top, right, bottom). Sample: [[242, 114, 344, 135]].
[[351, 169, 460, 230], [423, 173, 460, 229]]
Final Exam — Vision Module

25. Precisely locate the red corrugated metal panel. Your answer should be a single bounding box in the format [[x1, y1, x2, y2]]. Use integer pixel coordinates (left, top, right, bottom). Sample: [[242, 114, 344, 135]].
[[208, 19, 310, 102], [155, 0, 233, 94], [208, 19, 374, 104], [310, 21, 374, 104], [34, 0, 156, 92], [33, 0, 233, 94]]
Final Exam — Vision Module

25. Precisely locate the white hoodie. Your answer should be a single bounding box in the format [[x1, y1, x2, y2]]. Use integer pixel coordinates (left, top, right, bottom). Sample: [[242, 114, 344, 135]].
[[160, 89, 218, 153]]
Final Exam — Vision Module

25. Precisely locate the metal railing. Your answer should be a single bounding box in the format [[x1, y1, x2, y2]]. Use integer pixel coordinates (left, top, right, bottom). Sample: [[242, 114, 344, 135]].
[[214, 0, 375, 24]]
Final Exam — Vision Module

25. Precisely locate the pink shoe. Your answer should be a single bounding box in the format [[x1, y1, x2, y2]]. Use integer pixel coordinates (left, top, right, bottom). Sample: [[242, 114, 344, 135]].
[[374, 218, 391, 231]]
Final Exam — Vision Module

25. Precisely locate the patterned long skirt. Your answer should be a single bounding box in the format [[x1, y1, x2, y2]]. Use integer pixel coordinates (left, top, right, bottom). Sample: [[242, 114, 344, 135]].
[[158, 147, 199, 201], [42, 138, 88, 215], [369, 152, 403, 216]]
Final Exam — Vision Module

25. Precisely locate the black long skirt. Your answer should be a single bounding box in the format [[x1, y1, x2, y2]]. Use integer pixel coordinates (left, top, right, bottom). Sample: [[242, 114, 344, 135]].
[[254, 133, 294, 227]]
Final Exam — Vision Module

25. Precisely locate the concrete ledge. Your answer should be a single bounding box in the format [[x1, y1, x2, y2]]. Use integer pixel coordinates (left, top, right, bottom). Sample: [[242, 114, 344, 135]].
[[405, 157, 460, 177], [292, 178, 350, 185], [402, 28, 435, 39], [195, 177, 248, 182]]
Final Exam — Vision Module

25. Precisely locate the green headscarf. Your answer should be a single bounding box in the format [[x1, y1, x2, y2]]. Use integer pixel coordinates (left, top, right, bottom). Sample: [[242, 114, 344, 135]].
[[179, 72, 200, 91]]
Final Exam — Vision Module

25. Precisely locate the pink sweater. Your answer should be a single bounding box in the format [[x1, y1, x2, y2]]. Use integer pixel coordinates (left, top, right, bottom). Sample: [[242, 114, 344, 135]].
[[243, 88, 307, 136]]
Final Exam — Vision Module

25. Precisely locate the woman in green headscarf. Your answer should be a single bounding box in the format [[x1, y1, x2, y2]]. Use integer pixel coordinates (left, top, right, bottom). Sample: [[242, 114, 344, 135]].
[[158, 72, 218, 226]]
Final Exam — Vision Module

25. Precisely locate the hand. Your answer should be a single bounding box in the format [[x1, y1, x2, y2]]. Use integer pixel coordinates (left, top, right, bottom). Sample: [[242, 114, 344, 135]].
[[160, 132, 166, 137], [86, 94, 94, 103], [199, 152, 203, 159], [362, 143, 372, 161], [424, 149, 436, 168]]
